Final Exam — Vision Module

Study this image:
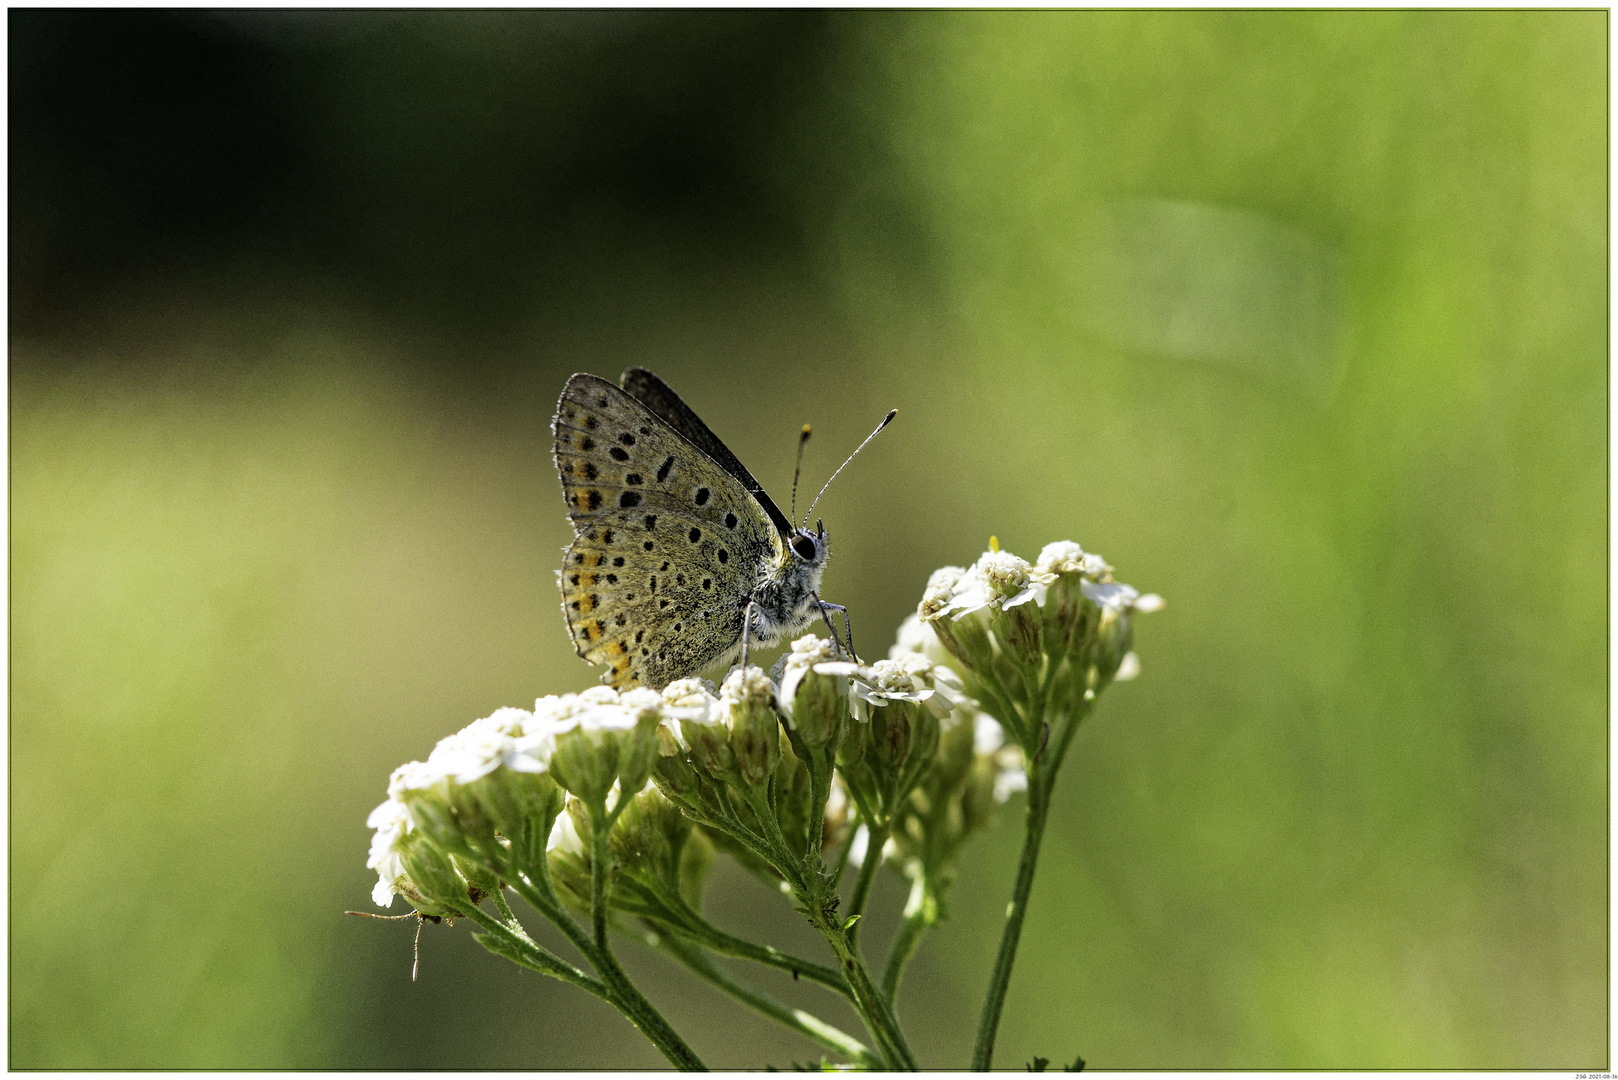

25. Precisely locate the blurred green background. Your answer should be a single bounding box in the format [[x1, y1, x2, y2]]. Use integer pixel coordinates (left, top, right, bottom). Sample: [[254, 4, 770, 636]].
[[9, 9, 1606, 1069]]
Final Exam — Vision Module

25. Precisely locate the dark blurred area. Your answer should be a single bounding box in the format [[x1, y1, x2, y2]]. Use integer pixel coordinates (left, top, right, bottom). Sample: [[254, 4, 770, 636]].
[[9, 8, 1607, 1071], [11, 9, 846, 351]]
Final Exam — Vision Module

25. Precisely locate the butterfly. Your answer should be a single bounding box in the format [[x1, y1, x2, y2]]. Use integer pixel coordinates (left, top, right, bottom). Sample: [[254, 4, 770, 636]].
[[552, 368, 890, 690]]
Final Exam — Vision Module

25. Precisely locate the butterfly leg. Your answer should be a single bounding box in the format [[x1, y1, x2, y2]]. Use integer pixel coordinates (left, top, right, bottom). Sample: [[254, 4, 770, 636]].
[[741, 598, 758, 670], [815, 599, 857, 663]]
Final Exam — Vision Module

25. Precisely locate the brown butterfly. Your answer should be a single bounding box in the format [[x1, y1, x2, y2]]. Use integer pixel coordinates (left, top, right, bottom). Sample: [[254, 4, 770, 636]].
[[552, 368, 891, 689]]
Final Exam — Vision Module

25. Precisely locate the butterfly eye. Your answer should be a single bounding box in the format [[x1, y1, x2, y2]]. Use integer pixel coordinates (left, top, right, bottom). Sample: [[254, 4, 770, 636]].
[[792, 535, 817, 560]]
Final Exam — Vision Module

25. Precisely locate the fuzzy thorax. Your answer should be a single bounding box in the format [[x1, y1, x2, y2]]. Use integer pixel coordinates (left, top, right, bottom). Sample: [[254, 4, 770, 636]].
[[743, 525, 829, 650]]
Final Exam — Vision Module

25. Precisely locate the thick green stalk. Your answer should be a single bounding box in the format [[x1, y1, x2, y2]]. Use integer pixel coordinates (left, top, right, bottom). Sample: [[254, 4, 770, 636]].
[[651, 931, 885, 1069], [820, 924, 919, 1071], [588, 808, 707, 1071], [969, 772, 1052, 1071], [506, 862, 610, 985]]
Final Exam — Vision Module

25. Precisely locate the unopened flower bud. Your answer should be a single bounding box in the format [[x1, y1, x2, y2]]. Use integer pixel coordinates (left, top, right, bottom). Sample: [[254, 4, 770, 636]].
[[615, 688, 668, 796], [667, 677, 735, 779], [537, 687, 664, 804], [653, 747, 704, 804], [611, 783, 678, 882], [477, 768, 565, 873], [776, 635, 849, 750], [771, 742, 815, 852], [452, 853, 503, 898], [870, 699, 913, 772], [545, 801, 593, 914], [720, 666, 781, 788], [1082, 581, 1162, 686], [396, 830, 472, 913]]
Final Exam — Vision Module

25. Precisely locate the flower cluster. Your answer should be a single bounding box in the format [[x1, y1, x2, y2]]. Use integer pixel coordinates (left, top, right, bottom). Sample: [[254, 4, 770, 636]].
[[359, 536, 1159, 1073], [365, 686, 674, 916], [920, 539, 1162, 753]]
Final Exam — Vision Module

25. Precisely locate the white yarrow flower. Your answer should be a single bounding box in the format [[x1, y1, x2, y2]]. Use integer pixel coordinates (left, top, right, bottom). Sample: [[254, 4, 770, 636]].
[[661, 678, 722, 724], [918, 565, 968, 619], [937, 550, 1058, 620], [776, 635, 866, 721], [532, 687, 639, 738], [1035, 540, 1111, 579], [889, 612, 958, 670], [426, 707, 533, 784], [386, 759, 444, 799], [365, 797, 413, 908], [853, 657, 935, 707]]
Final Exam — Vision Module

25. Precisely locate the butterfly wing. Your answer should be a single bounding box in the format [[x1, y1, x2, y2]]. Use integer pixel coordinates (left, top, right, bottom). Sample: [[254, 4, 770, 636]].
[[553, 374, 784, 689], [618, 367, 795, 541]]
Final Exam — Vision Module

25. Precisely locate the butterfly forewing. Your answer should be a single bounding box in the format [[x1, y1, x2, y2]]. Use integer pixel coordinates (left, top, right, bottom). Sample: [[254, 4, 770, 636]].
[[618, 367, 795, 540], [553, 374, 784, 688]]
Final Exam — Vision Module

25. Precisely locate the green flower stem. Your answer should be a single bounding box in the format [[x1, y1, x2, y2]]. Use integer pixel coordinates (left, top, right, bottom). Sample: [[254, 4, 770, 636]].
[[587, 806, 707, 1072], [845, 820, 889, 946], [490, 885, 521, 927], [655, 889, 851, 997], [742, 787, 809, 892], [880, 874, 938, 1005], [649, 930, 885, 1069], [816, 921, 919, 1071], [968, 697, 1095, 1078], [506, 864, 605, 980], [969, 771, 1049, 1071]]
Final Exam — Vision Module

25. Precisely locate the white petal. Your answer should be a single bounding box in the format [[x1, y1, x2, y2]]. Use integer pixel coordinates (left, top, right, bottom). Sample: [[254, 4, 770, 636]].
[[1003, 583, 1047, 610], [1082, 581, 1139, 612]]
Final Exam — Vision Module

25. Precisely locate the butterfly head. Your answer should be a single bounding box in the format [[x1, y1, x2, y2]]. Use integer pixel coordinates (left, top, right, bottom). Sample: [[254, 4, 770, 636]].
[[789, 521, 828, 567]]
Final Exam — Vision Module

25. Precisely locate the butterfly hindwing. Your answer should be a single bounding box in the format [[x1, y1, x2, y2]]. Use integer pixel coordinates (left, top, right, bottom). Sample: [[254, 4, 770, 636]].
[[553, 374, 784, 687], [561, 511, 751, 688]]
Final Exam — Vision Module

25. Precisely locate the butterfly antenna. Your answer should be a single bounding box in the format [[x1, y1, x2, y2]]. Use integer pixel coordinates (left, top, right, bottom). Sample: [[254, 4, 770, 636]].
[[346, 909, 428, 981], [790, 424, 812, 525], [803, 409, 897, 528]]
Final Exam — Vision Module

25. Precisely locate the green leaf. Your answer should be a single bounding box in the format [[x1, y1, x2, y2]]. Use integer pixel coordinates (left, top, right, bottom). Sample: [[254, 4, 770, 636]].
[[1026, 1057, 1050, 1072], [472, 932, 526, 966]]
